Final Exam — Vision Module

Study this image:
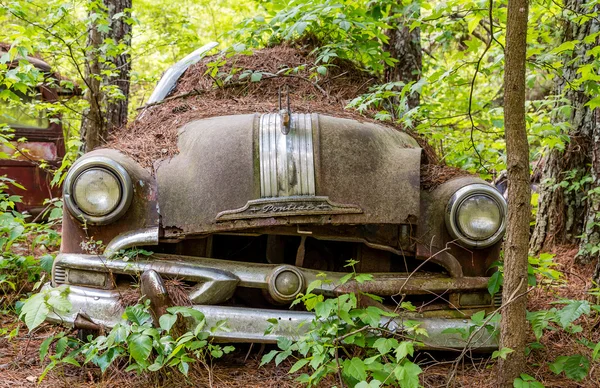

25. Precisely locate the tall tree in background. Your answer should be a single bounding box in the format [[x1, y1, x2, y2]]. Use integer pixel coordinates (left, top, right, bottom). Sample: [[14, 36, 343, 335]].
[[105, 0, 132, 132], [81, 0, 132, 152], [530, 1, 600, 268], [384, 2, 422, 109], [498, 0, 530, 384]]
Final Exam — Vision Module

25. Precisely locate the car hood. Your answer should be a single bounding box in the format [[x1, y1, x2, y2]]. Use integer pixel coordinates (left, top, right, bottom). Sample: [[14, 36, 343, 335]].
[[156, 113, 422, 236]]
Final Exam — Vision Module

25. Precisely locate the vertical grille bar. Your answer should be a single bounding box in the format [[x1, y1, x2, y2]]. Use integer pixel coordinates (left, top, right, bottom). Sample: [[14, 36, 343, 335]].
[[259, 113, 316, 197]]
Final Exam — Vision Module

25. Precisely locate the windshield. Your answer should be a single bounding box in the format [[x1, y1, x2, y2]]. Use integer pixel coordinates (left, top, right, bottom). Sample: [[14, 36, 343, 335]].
[[0, 88, 49, 129]]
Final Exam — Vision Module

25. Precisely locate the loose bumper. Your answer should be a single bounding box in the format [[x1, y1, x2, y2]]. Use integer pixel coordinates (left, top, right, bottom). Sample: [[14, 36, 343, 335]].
[[43, 283, 498, 351]]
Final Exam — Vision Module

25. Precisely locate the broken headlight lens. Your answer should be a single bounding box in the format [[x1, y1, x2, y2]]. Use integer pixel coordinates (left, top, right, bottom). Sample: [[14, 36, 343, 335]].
[[64, 156, 133, 225], [445, 184, 507, 248]]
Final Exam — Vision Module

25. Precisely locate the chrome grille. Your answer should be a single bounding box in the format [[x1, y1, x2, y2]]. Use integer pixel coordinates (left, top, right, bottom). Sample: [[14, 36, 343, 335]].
[[259, 113, 316, 197], [493, 290, 503, 307], [53, 265, 66, 285]]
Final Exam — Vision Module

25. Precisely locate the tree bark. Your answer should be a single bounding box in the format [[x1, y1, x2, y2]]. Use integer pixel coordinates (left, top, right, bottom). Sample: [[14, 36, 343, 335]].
[[530, 0, 599, 257], [497, 0, 530, 385], [80, 0, 132, 152], [573, 3, 600, 265], [384, 6, 422, 109], [105, 0, 132, 132], [80, 15, 104, 153]]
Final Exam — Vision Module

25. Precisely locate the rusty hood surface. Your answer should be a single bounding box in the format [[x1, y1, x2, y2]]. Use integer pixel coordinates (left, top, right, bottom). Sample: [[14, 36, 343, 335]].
[[156, 113, 422, 235]]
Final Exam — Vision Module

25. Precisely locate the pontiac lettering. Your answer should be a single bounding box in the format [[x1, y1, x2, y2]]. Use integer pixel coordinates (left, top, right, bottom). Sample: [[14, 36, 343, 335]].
[[252, 203, 332, 213], [216, 196, 363, 221]]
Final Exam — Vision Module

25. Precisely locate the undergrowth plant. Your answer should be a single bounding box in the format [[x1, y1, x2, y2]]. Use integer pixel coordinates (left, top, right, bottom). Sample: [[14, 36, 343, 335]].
[[488, 252, 600, 385], [261, 260, 425, 387], [37, 301, 234, 381], [0, 177, 61, 307]]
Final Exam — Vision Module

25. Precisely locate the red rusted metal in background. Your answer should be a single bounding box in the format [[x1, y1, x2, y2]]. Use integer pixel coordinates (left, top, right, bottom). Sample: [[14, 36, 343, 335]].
[[0, 50, 73, 215]]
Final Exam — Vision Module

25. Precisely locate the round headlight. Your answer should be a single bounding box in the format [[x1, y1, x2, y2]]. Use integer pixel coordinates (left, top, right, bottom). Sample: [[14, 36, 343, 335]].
[[73, 168, 121, 216], [445, 184, 507, 248], [64, 157, 133, 225]]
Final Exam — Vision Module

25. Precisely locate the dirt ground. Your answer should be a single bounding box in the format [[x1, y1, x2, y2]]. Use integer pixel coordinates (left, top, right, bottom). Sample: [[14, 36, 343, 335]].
[[1, 245, 599, 387]]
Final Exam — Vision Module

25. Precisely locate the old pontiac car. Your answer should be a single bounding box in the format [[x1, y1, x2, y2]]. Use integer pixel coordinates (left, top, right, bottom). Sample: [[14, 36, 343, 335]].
[[45, 45, 506, 350]]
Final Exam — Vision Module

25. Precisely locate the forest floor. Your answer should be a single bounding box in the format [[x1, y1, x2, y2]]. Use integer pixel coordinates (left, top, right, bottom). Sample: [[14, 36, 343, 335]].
[[0, 245, 598, 387]]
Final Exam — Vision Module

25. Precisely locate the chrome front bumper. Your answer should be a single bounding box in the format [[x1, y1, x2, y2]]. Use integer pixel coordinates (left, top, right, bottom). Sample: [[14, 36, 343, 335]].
[[43, 283, 498, 350]]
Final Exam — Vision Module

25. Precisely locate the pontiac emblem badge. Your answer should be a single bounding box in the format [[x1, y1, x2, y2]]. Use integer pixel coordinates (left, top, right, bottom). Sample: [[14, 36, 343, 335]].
[[216, 196, 363, 221]]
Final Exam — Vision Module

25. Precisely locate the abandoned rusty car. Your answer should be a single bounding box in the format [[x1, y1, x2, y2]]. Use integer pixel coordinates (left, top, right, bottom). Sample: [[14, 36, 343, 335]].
[[44, 46, 507, 350]]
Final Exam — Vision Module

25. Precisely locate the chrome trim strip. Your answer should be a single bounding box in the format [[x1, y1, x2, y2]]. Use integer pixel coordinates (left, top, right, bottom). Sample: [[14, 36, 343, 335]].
[[259, 113, 316, 197], [104, 227, 159, 258], [55, 252, 490, 297], [43, 284, 498, 349], [145, 42, 218, 105]]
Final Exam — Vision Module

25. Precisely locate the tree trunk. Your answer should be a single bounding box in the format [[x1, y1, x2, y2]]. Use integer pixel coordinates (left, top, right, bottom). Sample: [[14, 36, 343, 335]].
[[80, 0, 132, 152], [105, 0, 132, 131], [80, 15, 104, 153], [497, 0, 530, 385], [573, 3, 600, 266], [384, 6, 422, 109], [530, 0, 599, 257]]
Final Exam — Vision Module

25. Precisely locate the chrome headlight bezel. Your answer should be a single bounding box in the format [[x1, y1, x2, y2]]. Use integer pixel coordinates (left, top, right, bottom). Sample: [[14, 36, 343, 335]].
[[445, 183, 507, 248], [64, 156, 133, 225]]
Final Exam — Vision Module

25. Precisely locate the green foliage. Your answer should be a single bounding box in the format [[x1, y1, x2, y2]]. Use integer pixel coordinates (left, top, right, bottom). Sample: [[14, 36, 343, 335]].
[[233, 0, 395, 74], [487, 253, 564, 297], [39, 302, 234, 381], [513, 374, 544, 388], [261, 269, 424, 387], [548, 354, 590, 382], [0, 177, 61, 302], [19, 285, 71, 330]]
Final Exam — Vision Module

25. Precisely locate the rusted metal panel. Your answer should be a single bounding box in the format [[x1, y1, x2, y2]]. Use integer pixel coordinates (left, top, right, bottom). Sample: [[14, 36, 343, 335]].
[[60, 149, 159, 254], [0, 141, 57, 161], [416, 176, 502, 277], [156, 114, 422, 235]]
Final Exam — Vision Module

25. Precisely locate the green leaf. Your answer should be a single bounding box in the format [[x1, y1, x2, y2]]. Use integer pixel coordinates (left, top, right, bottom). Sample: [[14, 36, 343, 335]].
[[20, 293, 49, 331], [127, 333, 153, 365], [556, 300, 590, 328], [125, 305, 152, 326], [159, 314, 178, 333], [289, 358, 309, 373], [549, 354, 590, 381], [471, 310, 486, 325], [275, 349, 291, 366], [39, 254, 55, 274], [250, 72, 263, 82], [592, 342, 600, 361], [394, 361, 422, 388], [39, 335, 54, 362], [94, 347, 121, 373], [55, 336, 68, 357], [342, 357, 367, 382], [178, 360, 189, 376], [394, 341, 415, 360], [260, 350, 279, 366], [373, 337, 397, 355], [277, 337, 292, 351], [514, 374, 544, 388], [563, 354, 589, 381], [492, 347, 513, 360], [488, 271, 503, 296], [47, 294, 71, 313]]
